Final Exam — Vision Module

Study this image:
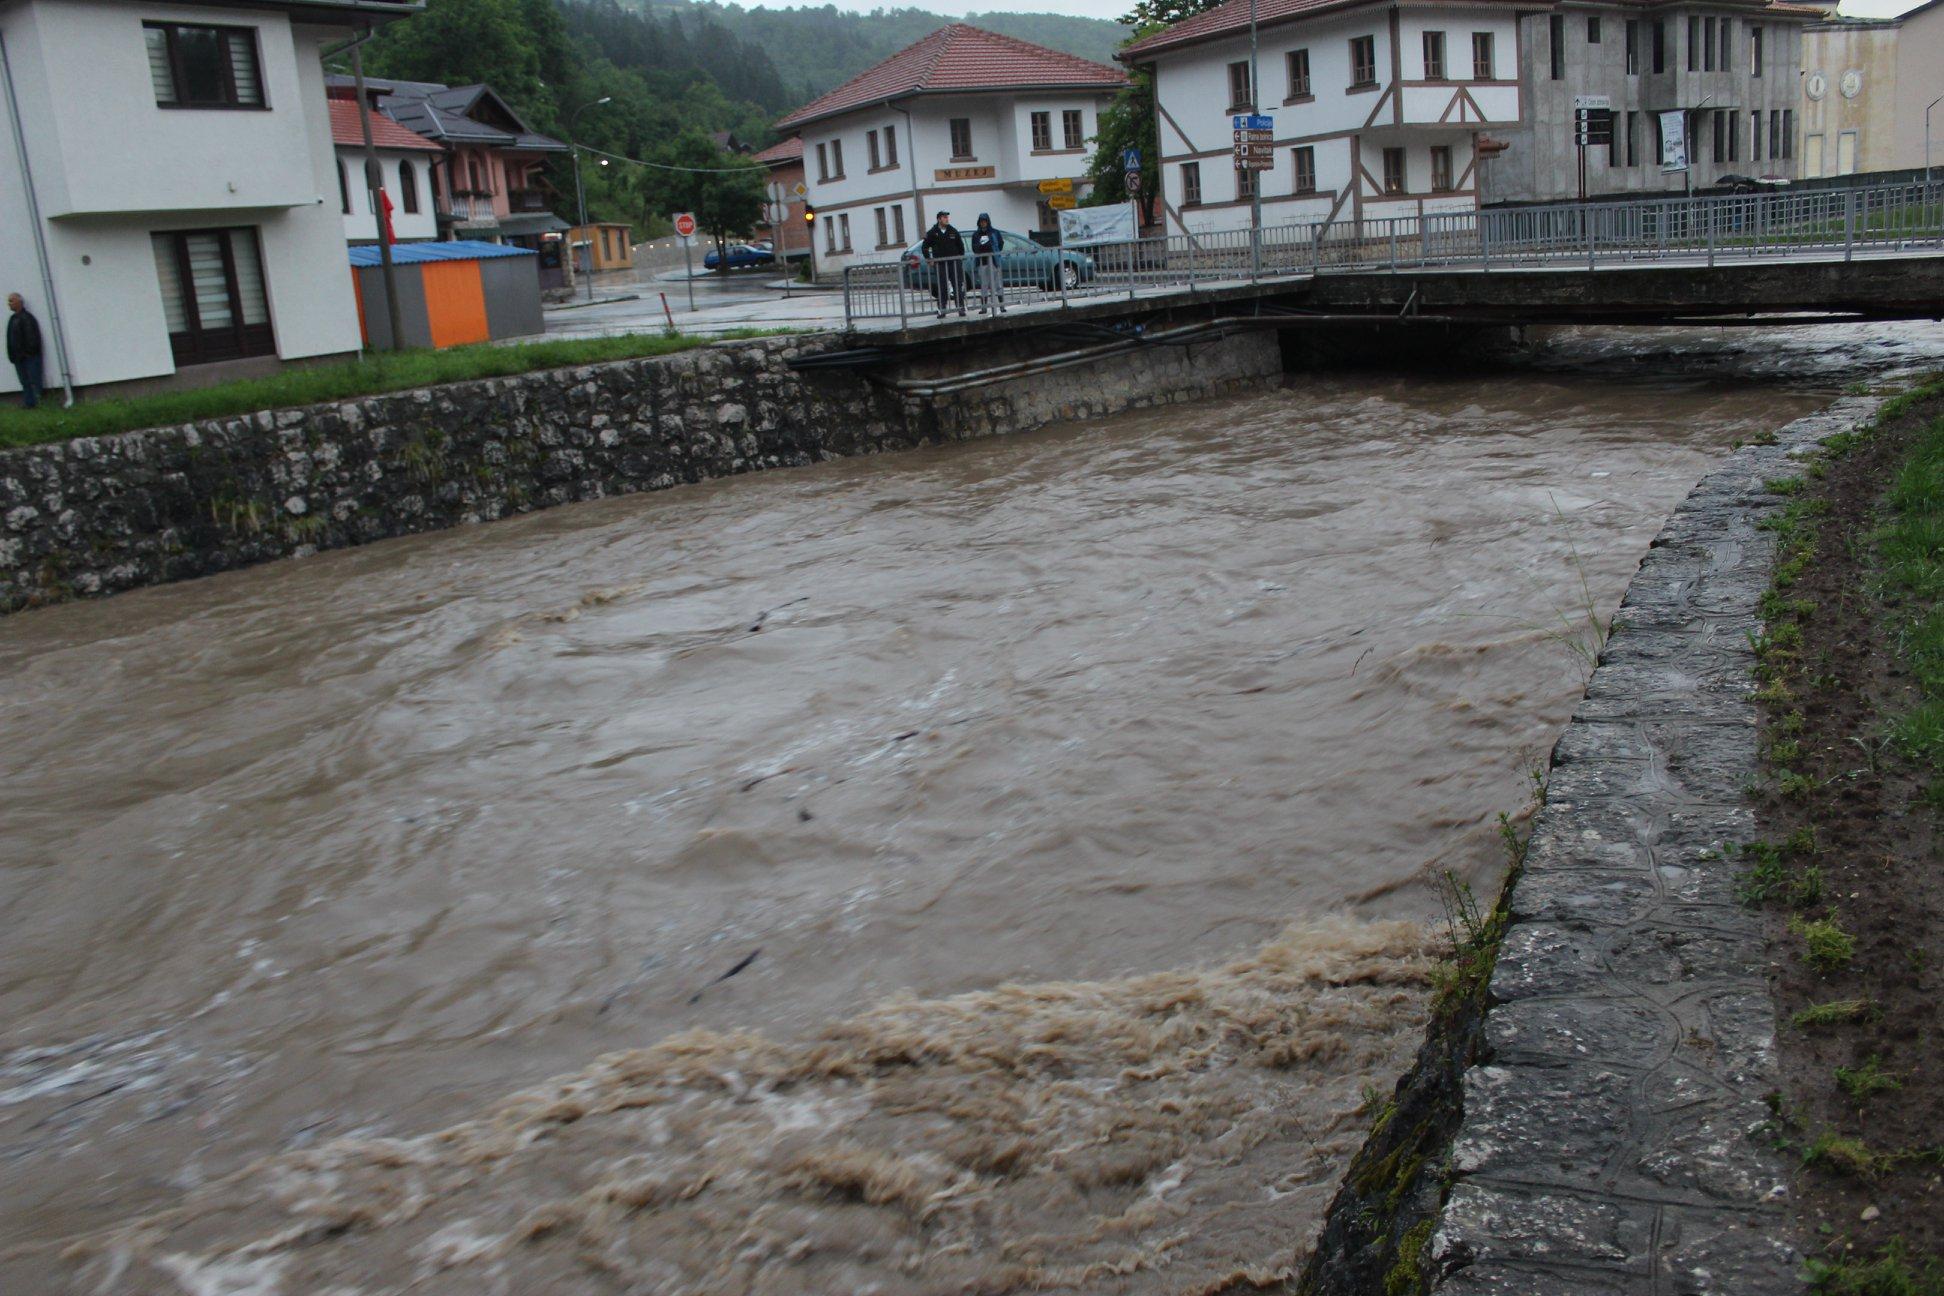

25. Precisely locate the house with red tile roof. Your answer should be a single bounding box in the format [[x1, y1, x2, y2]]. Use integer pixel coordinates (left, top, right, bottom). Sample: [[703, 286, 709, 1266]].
[[326, 93, 444, 245], [774, 24, 1127, 273], [1119, 0, 1816, 232], [753, 136, 810, 257]]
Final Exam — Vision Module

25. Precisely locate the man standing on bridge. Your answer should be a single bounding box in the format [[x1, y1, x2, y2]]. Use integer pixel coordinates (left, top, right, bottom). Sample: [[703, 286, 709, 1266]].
[[922, 211, 966, 319]]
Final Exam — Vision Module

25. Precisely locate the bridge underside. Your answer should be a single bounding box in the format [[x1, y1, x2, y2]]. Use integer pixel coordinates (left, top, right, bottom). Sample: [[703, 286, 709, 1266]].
[[829, 255, 1944, 360]]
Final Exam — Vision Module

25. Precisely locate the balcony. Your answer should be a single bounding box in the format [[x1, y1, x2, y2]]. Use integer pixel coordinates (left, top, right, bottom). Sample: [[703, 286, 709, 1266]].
[[438, 194, 497, 224], [508, 188, 553, 214]]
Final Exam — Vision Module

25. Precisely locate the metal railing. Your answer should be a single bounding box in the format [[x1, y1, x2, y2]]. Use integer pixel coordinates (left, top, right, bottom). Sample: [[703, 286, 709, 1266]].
[[840, 181, 1944, 325]]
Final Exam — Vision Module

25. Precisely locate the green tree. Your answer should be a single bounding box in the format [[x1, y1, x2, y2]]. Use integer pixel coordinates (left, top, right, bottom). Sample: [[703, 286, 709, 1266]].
[[1082, 67, 1158, 226], [640, 130, 767, 267], [1118, 0, 1223, 34]]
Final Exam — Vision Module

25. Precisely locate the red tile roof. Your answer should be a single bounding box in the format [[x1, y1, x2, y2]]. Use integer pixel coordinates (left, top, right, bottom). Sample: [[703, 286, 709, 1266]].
[[754, 135, 804, 165], [328, 97, 444, 153], [1120, 0, 1814, 59], [776, 24, 1127, 130]]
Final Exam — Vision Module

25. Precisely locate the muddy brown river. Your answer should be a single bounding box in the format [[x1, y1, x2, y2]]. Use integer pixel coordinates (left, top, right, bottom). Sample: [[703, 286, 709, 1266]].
[[1, 325, 1935, 1293]]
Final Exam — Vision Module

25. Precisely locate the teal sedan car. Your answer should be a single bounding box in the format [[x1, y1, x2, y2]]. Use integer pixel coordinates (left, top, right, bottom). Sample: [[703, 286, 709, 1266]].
[[900, 230, 1094, 292]]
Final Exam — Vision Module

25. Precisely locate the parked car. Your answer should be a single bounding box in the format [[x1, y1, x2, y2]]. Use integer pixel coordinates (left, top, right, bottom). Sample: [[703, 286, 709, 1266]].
[[900, 229, 1094, 292], [1711, 173, 1789, 194], [703, 243, 774, 270]]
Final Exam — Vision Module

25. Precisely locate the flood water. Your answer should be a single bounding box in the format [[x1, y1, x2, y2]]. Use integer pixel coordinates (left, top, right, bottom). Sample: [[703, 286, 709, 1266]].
[[1, 324, 1934, 1293]]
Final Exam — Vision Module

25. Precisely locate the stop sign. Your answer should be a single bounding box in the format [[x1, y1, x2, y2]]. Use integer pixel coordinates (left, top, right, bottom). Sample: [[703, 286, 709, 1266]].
[[672, 211, 697, 238]]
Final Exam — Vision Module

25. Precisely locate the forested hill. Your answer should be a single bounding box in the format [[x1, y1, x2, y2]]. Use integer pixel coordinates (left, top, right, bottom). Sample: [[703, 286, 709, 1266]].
[[626, 1, 1130, 107]]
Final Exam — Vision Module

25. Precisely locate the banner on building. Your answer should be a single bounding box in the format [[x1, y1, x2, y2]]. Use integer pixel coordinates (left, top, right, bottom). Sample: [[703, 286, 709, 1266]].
[[1058, 201, 1139, 247], [1659, 110, 1688, 172]]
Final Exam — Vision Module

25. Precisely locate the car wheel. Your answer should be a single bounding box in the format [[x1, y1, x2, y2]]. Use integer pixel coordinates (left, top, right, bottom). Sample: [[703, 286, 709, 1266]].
[[1058, 261, 1080, 291]]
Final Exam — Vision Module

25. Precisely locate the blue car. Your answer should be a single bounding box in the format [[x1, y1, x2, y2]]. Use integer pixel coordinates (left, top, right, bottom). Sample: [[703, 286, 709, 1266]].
[[900, 229, 1094, 292], [703, 243, 773, 270]]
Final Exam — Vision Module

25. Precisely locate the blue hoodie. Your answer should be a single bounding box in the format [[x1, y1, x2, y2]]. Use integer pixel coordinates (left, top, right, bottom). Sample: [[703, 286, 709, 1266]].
[[970, 214, 1002, 261]]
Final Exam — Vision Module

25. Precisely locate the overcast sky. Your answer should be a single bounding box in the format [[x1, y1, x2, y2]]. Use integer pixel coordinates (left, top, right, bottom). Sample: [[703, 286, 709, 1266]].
[[760, 0, 1930, 22]]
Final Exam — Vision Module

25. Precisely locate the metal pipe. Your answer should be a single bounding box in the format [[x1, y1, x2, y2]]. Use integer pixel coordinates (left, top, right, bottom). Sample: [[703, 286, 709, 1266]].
[[349, 34, 404, 352], [1, 29, 74, 405], [871, 319, 1237, 396], [1927, 95, 1942, 191], [569, 96, 612, 302]]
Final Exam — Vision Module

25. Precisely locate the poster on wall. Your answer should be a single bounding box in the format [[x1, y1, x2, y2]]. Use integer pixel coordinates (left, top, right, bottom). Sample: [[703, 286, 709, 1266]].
[[1658, 110, 1688, 172], [1058, 201, 1139, 247]]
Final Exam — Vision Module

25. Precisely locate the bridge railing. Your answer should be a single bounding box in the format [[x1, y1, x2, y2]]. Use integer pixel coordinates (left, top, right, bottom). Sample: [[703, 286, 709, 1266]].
[[839, 181, 1944, 323]]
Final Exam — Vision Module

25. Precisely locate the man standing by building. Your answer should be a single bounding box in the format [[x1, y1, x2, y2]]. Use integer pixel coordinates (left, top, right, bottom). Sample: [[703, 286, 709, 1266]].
[[921, 211, 965, 318], [7, 293, 44, 409]]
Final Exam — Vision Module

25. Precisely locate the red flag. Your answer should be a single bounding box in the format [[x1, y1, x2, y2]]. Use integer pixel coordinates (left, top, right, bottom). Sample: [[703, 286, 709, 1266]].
[[379, 187, 397, 245]]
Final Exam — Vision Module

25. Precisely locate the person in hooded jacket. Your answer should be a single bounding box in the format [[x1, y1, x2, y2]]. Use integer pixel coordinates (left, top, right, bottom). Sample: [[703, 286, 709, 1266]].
[[920, 211, 966, 317], [969, 213, 1005, 315]]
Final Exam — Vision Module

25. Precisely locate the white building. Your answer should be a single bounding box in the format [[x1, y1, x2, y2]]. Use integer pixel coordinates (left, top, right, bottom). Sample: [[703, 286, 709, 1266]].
[[329, 87, 443, 244], [1122, 0, 1523, 235], [0, 0, 408, 400], [774, 24, 1127, 274]]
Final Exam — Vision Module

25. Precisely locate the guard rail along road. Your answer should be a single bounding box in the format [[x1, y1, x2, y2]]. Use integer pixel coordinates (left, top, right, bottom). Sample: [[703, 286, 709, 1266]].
[[841, 181, 1944, 326]]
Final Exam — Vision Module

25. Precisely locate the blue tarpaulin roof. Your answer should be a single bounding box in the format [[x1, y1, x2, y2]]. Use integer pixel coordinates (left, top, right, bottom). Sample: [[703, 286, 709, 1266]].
[[348, 239, 536, 267]]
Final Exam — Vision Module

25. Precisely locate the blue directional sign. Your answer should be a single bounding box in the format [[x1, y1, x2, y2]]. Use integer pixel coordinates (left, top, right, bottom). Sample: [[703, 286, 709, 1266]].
[[1231, 114, 1273, 130]]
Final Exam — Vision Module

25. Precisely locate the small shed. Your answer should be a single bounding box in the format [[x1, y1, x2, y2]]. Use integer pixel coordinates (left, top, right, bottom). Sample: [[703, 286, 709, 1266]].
[[349, 240, 543, 350], [568, 221, 635, 274]]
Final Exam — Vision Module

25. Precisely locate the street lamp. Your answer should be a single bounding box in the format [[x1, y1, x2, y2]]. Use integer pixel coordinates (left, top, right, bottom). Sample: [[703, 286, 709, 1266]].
[[569, 95, 612, 301], [1926, 95, 1942, 193]]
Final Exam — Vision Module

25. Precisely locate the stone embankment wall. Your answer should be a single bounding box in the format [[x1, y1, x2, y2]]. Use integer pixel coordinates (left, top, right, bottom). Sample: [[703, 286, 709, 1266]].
[[0, 331, 1280, 612], [1421, 399, 1880, 1295]]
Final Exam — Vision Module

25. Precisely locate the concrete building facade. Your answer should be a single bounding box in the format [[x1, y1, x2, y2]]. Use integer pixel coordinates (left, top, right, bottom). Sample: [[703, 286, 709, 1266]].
[[1799, 0, 1944, 180], [1122, 0, 1523, 234], [1489, 1, 1813, 203], [0, 0, 414, 400], [776, 24, 1126, 274]]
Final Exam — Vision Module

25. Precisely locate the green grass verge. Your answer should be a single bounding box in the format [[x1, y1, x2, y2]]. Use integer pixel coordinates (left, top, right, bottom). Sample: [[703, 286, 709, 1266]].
[[1877, 386, 1944, 795], [0, 330, 790, 451], [1807, 1242, 1944, 1296]]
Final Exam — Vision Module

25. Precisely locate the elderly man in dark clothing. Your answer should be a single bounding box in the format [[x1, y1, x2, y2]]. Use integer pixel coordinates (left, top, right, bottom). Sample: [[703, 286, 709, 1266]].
[[7, 293, 44, 409], [920, 211, 966, 318]]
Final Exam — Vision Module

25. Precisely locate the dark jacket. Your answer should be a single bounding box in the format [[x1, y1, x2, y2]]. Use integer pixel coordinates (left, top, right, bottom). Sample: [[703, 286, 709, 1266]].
[[6, 309, 41, 364], [920, 222, 964, 261], [970, 224, 1002, 262]]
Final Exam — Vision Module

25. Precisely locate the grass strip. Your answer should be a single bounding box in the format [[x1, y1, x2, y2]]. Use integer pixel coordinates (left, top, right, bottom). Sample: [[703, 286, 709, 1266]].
[[0, 330, 790, 450]]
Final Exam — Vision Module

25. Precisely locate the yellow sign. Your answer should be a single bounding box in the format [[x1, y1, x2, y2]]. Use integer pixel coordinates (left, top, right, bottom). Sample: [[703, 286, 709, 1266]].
[[934, 165, 996, 182], [1037, 177, 1073, 194], [1045, 194, 1078, 210]]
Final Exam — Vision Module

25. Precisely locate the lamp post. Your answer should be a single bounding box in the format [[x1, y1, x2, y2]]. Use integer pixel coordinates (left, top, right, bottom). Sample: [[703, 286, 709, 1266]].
[[1926, 95, 1942, 193], [569, 96, 612, 301]]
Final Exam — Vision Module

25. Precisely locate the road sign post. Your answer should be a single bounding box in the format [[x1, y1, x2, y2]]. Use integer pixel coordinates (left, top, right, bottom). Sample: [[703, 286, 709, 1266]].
[[1571, 96, 1613, 203], [672, 210, 698, 312]]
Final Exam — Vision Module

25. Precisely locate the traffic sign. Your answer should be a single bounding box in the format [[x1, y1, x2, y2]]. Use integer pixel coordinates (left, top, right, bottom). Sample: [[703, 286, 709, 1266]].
[[671, 211, 697, 241], [1231, 113, 1274, 131], [1122, 147, 1141, 169], [1046, 194, 1078, 210], [1037, 177, 1073, 194], [1124, 168, 1142, 194], [791, 181, 806, 198], [1572, 94, 1613, 111]]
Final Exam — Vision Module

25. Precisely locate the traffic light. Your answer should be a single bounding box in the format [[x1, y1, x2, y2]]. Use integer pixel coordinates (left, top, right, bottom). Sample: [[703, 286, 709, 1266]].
[[804, 205, 817, 224]]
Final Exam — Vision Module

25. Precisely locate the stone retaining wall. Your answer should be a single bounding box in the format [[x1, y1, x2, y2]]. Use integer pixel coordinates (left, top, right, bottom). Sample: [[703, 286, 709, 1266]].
[[1425, 398, 1882, 1295], [0, 331, 1280, 612]]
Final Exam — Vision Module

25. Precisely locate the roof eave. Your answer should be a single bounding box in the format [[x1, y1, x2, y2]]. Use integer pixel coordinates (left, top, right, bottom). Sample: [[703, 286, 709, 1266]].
[[777, 80, 1128, 132]]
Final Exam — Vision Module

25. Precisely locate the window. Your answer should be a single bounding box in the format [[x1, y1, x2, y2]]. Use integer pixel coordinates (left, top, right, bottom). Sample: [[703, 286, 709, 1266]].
[[1610, 117, 1621, 167], [338, 160, 350, 215], [1063, 109, 1084, 149], [1712, 109, 1724, 162], [1349, 36, 1377, 87], [949, 117, 973, 159], [1236, 165, 1257, 200], [1587, 15, 1601, 43], [815, 142, 829, 183], [144, 22, 263, 108], [1382, 146, 1405, 193], [1471, 32, 1494, 79], [1752, 25, 1764, 76], [150, 228, 273, 366], [1227, 60, 1253, 109], [867, 128, 881, 170], [399, 160, 418, 214], [1652, 20, 1666, 73], [824, 216, 836, 253], [1627, 110, 1639, 165], [1704, 16, 1716, 71], [1030, 110, 1052, 151], [1721, 19, 1734, 71], [1549, 14, 1564, 80], [1625, 20, 1639, 74], [884, 124, 898, 166], [892, 204, 905, 243], [1687, 16, 1699, 71], [1422, 31, 1446, 80], [1430, 144, 1452, 191], [1753, 111, 1763, 160], [830, 139, 844, 177], [838, 212, 851, 251], [1181, 161, 1202, 206], [1782, 109, 1794, 158], [1286, 48, 1311, 98], [1293, 145, 1316, 193], [1730, 110, 1742, 161], [874, 206, 887, 246]]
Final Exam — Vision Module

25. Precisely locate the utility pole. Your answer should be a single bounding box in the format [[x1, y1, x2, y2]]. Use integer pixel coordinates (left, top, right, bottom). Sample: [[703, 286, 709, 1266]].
[[1249, 0, 1261, 267], [569, 96, 612, 302], [350, 35, 402, 352], [1926, 95, 1941, 193]]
